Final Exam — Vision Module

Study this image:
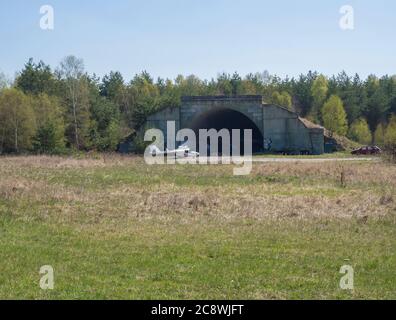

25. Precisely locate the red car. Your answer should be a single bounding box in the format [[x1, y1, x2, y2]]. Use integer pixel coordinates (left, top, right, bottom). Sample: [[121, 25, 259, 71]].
[[351, 146, 382, 155]]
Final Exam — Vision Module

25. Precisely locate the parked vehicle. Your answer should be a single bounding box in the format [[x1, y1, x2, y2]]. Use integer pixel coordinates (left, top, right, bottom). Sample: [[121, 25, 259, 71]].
[[351, 146, 382, 155]]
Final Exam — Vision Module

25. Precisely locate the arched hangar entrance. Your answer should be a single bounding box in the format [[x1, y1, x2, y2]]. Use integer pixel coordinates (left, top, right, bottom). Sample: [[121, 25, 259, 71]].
[[188, 108, 264, 154]]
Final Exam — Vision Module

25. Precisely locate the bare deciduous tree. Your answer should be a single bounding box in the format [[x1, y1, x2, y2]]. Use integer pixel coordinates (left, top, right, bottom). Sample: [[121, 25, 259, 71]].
[[58, 55, 84, 149]]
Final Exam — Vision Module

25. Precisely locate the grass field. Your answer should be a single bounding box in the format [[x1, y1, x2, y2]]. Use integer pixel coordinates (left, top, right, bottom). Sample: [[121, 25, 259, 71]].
[[0, 155, 395, 299]]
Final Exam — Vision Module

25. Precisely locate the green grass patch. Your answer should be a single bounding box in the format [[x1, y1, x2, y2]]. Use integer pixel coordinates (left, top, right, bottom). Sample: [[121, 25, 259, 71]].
[[0, 216, 394, 299]]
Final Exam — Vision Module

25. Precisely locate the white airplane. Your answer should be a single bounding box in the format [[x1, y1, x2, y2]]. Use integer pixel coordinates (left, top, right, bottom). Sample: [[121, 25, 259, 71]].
[[148, 144, 199, 159]]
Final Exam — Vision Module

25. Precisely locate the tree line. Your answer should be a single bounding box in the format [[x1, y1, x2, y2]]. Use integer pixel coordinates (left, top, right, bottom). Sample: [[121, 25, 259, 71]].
[[0, 55, 396, 154]]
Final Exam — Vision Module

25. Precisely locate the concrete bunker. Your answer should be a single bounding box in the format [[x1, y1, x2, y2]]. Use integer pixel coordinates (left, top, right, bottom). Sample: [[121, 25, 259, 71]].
[[133, 95, 325, 155]]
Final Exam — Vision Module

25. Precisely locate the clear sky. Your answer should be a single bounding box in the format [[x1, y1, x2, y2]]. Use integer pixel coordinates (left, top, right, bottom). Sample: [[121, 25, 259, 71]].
[[0, 0, 395, 81]]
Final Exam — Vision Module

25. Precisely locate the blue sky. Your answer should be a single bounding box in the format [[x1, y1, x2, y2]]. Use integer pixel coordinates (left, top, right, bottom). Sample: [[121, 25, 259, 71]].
[[0, 0, 395, 81]]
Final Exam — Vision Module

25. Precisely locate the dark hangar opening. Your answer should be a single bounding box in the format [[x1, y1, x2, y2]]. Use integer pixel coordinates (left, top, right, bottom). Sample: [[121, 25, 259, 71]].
[[189, 108, 264, 154]]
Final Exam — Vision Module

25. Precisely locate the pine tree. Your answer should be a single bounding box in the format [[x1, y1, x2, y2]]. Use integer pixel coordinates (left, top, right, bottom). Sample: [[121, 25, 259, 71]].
[[31, 93, 65, 154], [16, 58, 58, 96], [364, 75, 390, 135]]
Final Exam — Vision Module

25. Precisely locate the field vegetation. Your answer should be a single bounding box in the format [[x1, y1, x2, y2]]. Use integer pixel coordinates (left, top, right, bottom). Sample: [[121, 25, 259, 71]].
[[0, 155, 395, 299]]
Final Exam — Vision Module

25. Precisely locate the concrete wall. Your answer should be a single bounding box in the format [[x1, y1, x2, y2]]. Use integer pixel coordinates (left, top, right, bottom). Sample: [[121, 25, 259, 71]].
[[309, 129, 325, 155], [145, 107, 180, 132], [180, 96, 264, 134], [143, 107, 180, 147], [262, 104, 323, 154]]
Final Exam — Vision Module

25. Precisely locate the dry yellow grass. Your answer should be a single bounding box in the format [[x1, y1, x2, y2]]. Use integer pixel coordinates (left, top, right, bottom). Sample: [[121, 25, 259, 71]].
[[0, 155, 395, 227]]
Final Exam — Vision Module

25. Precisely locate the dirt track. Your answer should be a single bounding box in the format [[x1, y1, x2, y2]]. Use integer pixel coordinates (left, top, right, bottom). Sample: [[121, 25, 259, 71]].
[[251, 157, 379, 163], [191, 156, 379, 163]]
